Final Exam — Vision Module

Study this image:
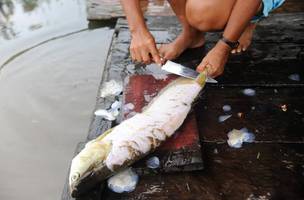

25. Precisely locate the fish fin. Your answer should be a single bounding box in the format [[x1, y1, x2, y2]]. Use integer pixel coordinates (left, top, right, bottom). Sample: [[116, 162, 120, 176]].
[[85, 128, 113, 148], [94, 128, 113, 142]]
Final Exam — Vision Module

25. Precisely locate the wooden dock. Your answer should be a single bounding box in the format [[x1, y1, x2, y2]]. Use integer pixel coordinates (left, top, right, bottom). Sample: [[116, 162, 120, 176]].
[[87, 0, 304, 20], [62, 1, 304, 200]]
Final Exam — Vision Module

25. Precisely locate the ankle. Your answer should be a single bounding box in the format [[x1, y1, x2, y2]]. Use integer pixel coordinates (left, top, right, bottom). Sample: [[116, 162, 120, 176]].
[[180, 30, 200, 41]]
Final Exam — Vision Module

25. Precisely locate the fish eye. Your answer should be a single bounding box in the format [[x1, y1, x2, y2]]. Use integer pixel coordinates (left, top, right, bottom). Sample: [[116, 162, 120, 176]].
[[71, 173, 80, 182]]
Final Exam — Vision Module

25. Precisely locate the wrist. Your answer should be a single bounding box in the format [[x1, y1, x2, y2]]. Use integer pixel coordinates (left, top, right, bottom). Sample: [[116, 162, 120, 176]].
[[216, 40, 231, 54], [220, 36, 239, 49], [130, 25, 149, 36]]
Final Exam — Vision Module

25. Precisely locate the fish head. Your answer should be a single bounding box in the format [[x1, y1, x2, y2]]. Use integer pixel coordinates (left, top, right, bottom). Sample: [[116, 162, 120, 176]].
[[69, 172, 81, 187], [68, 140, 112, 195]]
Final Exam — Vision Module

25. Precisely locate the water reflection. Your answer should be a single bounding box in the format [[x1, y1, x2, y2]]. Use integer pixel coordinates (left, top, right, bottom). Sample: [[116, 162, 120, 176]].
[[0, 28, 114, 200], [21, 0, 39, 12], [0, 0, 86, 44], [0, 0, 16, 40], [0, 0, 114, 199]]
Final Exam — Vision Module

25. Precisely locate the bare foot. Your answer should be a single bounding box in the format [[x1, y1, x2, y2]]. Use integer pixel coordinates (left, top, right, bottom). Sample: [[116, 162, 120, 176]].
[[231, 23, 257, 54], [159, 29, 205, 60]]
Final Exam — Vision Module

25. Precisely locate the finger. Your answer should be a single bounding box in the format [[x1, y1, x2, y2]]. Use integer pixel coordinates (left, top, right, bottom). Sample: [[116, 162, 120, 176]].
[[149, 44, 162, 65], [160, 57, 166, 65], [213, 68, 223, 78], [231, 49, 236, 54], [196, 60, 208, 73], [207, 64, 216, 77], [158, 45, 168, 64], [242, 45, 248, 52], [158, 44, 165, 57], [130, 48, 136, 62], [141, 48, 151, 64], [134, 49, 142, 63]]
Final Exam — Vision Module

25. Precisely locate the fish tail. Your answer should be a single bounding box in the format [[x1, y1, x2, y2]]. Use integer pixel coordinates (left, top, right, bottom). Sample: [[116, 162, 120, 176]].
[[195, 70, 207, 87]]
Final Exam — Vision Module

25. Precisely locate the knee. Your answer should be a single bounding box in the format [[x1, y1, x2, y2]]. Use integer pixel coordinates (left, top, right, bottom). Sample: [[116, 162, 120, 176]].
[[185, 0, 228, 32]]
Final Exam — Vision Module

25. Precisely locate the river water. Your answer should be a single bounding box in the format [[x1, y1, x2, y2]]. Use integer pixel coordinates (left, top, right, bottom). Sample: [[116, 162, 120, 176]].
[[0, 0, 113, 199]]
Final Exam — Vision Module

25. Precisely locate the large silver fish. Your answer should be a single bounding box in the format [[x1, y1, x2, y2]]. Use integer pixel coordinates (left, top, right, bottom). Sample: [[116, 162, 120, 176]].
[[69, 72, 207, 197]]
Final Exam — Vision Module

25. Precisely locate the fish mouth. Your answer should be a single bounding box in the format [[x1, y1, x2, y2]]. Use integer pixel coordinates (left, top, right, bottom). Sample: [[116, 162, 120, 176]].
[[69, 165, 113, 198], [69, 170, 103, 198]]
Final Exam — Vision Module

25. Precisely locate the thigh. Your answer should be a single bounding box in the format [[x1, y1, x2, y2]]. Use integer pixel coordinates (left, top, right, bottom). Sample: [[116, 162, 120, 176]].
[[186, 0, 237, 31]]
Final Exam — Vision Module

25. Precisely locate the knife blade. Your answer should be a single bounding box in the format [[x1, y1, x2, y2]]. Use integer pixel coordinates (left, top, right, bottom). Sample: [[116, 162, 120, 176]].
[[161, 60, 218, 83]]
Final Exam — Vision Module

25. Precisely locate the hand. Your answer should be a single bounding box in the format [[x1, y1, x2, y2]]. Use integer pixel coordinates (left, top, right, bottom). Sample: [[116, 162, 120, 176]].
[[130, 29, 162, 65], [196, 40, 231, 78]]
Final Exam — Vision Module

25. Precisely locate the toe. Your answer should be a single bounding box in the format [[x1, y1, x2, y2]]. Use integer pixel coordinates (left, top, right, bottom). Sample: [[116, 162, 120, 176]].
[[241, 42, 250, 52]]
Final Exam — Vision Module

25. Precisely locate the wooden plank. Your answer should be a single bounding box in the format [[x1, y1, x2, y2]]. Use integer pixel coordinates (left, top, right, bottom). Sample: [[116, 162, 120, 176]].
[[87, 0, 173, 20], [123, 74, 203, 173], [115, 13, 304, 31], [114, 14, 304, 87], [195, 87, 304, 143], [103, 143, 304, 200], [62, 12, 304, 200], [177, 59, 304, 87], [87, 0, 304, 20], [275, 0, 304, 13], [116, 13, 304, 43]]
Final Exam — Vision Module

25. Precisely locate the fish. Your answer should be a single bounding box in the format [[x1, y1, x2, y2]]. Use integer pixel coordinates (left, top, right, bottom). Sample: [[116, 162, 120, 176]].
[[69, 72, 207, 197]]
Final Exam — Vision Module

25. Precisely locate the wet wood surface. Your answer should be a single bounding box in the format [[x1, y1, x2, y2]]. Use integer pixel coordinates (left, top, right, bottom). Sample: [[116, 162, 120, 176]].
[[196, 87, 304, 143], [87, 0, 173, 20], [87, 0, 304, 20], [103, 143, 304, 200], [62, 5, 304, 200]]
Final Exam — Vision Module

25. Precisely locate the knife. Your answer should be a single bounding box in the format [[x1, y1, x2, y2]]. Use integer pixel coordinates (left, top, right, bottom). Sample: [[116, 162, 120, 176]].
[[161, 60, 218, 83]]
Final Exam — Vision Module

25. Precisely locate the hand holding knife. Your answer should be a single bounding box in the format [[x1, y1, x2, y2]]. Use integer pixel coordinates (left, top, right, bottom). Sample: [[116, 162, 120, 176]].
[[161, 60, 218, 83]]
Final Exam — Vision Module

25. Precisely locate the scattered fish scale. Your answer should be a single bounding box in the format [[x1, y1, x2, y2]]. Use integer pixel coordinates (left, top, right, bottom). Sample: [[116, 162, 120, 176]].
[[222, 105, 232, 112], [288, 73, 300, 81], [243, 88, 256, 96], [107, 168, 139, 193], [124, 103, 135, 112], [94, 109, 116, 121], [100, 80, 123, 98], [146, 156, 160, 169], [94, 101, 121, 121], [227, 128, 255, 148], [218, 115, 232, 123]]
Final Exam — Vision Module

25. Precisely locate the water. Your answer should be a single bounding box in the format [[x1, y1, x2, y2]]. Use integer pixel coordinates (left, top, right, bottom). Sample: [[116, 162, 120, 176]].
[[0, 0, 114, 199]]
